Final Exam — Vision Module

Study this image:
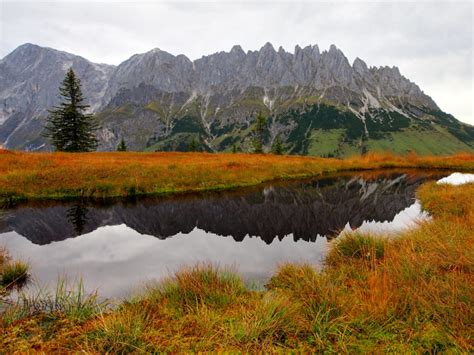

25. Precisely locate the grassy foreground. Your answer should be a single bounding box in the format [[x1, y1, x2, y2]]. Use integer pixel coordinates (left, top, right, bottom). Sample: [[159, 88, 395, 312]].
[[0, 149, 473, 202], [1, 180, 473, 351]]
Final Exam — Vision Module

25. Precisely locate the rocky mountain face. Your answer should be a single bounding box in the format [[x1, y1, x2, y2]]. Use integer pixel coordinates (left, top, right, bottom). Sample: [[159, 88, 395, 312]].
[[0, 172, 439, 245], [1, 42, 473, 155], [0, 43, 114, 149]]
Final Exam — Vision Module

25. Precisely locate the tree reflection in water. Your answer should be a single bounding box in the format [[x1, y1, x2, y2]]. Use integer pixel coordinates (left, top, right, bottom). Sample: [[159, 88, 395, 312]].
[[66, 202, 89, 235]]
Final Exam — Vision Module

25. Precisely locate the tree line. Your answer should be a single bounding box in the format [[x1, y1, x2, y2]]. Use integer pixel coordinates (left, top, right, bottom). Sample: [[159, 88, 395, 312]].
[[45, 69, 285, 154]]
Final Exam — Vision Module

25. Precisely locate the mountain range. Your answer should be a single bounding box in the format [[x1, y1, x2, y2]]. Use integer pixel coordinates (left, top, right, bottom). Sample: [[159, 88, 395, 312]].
[[1, 42, 473, 155]]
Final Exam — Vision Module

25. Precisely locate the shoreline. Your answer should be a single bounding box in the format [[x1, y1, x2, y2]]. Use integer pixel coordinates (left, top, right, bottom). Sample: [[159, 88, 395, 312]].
[[1, 151, 473, 203]]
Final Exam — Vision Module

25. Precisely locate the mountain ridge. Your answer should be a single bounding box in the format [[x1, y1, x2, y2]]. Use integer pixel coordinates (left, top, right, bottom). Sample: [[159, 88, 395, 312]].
[[0, 42, 472, 155]]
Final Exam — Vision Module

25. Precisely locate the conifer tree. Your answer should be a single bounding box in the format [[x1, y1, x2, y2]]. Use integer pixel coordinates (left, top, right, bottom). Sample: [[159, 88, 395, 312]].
[[271, 135, 284, 155], [252, 112, 267, 153], [44, 68, 98, 152], [360, 133, 368, 156], [188, 136, 198, 152], [117, 137, 127, 152]]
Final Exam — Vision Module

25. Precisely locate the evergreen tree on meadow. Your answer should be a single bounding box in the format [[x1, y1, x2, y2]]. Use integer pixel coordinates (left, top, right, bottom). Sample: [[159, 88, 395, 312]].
[[252, 112, 267, 154], [271, 135, 284, 155], [117, 137, 127, 152], [360, 133, 368, 156], [188, 136, 198, 152], [44, 68, 98, 152]]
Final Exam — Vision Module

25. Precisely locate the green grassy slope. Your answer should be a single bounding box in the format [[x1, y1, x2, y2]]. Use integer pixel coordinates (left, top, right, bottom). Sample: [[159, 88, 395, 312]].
[[95, 94, 474, 157]]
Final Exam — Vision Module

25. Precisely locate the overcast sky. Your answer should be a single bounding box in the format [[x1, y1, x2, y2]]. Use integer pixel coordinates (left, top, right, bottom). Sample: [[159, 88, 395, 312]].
[[1, 0, 472, 124]]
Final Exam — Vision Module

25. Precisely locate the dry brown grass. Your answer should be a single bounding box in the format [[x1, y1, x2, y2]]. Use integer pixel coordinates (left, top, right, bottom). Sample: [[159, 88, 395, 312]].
[[0, 153, 473, 351], [0, 150, 473, 201]]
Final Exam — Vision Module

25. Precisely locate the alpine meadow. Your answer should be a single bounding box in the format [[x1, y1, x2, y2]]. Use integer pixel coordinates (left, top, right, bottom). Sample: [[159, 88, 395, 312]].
[[0, 1, 473, 352]]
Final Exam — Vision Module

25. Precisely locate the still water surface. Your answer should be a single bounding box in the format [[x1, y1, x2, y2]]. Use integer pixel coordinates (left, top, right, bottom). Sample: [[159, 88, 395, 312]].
[[0, 171, 447, 298]]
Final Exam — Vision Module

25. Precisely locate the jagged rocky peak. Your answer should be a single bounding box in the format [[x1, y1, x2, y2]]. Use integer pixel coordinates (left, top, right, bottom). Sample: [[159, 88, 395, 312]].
[[261, 42, 276, 53], [324, 44, 350, 63], [314, 44, 355, 90], [0, 43, 117, 150], [370, 64, 433, 105], [1, 43, 70, 78], [145, 47, 176, 61], [103, 47, 195, 103], [230, 45, 245, 57], [2, 43, 43, 63], [1, 43, 113, 74], [118, 48, 178, 69], [352, 57, 369, 75], [328, 43, 340, 53], [0, 42, 114, 131], [323, 44, 351, 65], [1, 41, 470, 154], [301, 44, 320, 59], [100, 42, 437, 102], [292, 44, 320, 63], [149, 47, 162, 53], [4, 42, 52, 58]]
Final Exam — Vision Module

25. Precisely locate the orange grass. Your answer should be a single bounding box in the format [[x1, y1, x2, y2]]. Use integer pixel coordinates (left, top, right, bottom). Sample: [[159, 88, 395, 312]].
[[0, 150, 473, 202], [1, 181, 473, 352]]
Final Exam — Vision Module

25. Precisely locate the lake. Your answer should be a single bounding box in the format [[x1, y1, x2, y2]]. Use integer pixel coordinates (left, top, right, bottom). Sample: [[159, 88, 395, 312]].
[[0, 170, 448, 298]]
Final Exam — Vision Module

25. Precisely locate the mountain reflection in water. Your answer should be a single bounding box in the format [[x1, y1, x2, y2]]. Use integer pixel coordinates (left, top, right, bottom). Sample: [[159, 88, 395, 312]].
[[0, 171, 446, 297], [0, 171, 442, 245]]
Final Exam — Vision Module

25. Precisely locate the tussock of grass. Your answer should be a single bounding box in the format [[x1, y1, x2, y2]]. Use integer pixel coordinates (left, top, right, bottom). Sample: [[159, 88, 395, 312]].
[[1, 261, 29, 290], [87, 307, 150, 353], [146, 264, 246, 310], [1, 278, 103, 328], [228, 292, 302, 347], [0, 181, 473, 351], [326, 232, 388, 265], [0, 151, 473, 202], [0, 248, 30, 293]]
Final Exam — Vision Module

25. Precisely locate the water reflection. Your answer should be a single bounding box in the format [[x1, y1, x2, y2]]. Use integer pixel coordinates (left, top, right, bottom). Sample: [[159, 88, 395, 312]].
[[0, 171, 443, 245], [0, 171, 447, 297], [66, 203, 89, 235]]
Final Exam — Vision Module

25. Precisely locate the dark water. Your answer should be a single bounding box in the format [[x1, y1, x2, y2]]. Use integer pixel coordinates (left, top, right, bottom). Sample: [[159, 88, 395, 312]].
[[0, 170, 447, 298]]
